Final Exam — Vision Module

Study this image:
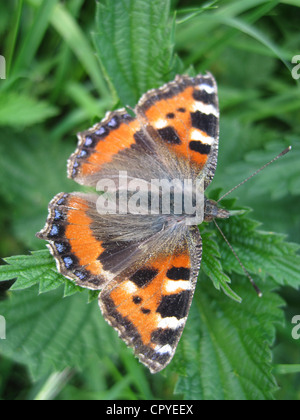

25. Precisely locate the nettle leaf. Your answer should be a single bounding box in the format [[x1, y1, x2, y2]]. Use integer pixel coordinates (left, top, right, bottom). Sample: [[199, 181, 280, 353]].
[[0, 92, 58, 128], [213, 120, 296, 201], [0, 129, 75, 249], [220, 140, 299, 201], [174, 279, 283, 400], [93, 0, 175, 106], [201, 231, 242, 303], [0, 250, 80, 297], [0, 285, 121, 380], [214, 209, 300, 290]]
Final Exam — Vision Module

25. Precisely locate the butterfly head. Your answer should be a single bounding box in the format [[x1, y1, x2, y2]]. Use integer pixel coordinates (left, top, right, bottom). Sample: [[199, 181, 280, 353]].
[[204, 198, 230, 222]]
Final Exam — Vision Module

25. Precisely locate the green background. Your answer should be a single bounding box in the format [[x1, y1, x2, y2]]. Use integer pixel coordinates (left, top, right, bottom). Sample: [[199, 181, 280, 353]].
[[0, 0, 300, 400]]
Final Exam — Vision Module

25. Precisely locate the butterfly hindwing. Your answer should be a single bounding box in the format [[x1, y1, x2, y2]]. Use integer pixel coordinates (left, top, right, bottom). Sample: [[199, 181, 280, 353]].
[[99, 226, 202, 373]]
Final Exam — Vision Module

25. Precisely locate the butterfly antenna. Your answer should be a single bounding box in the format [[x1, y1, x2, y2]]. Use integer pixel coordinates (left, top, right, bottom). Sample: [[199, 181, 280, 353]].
[[217, 146, 292, 203], [213, 219, 263, 297]]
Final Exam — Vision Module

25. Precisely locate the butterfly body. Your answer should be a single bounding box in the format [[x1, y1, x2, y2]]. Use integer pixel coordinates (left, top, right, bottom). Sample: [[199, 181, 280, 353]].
[[37, 73, 226, 373]]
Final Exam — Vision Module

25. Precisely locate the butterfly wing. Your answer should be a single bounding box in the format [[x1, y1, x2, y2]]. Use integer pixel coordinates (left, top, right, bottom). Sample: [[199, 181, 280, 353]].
[[68, 109, 150, 186], [68, 73, 219, 189], [136, 73, 219, 187], [37, 192, 113, 289], [99, 226, 202, 373]]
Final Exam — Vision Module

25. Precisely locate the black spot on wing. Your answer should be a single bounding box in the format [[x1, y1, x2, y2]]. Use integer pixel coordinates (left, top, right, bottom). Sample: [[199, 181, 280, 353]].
[[156, 291, 190, 320], [189, 141, 211, 155], [141, 308, 151, 314], [192, 89, 217, 107], [151, 327, 182, 346], [166, 267, 190, 280], [193, 75, 215, 88], [190, 111, 217, 138], [157, 126, 181, 145], [130, 268, 159, 288], [166, 112, 175, 119], [150, 351, 171, 365], [133, 296, 142, 304]]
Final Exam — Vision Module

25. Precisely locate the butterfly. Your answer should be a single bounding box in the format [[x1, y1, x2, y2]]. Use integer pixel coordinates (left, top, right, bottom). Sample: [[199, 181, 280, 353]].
[[37, 73, 230, 373]]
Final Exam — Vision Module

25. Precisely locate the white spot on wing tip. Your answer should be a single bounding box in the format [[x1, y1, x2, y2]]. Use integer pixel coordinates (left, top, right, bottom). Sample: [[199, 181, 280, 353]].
[[199, 83, 215, 94], [155, 344, 173, 355]]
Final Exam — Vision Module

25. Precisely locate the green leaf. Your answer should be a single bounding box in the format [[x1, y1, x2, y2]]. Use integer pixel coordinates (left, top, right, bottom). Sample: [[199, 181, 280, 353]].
[[0, 285, 121, 380], [49, 1, 108, 98], [93, 0, 175, 106], [12, 0, 58, 75], [174, 280, 283, 400], [0, 92, 58, 128], [223, 16, 290, 72], [201, 231, 242, 303], [0, 129, 75, 249], [24, 0, 108, 98], [214, 209, 300, 290], [0, 250, 80, 297], [222, 141, 300, 200]]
